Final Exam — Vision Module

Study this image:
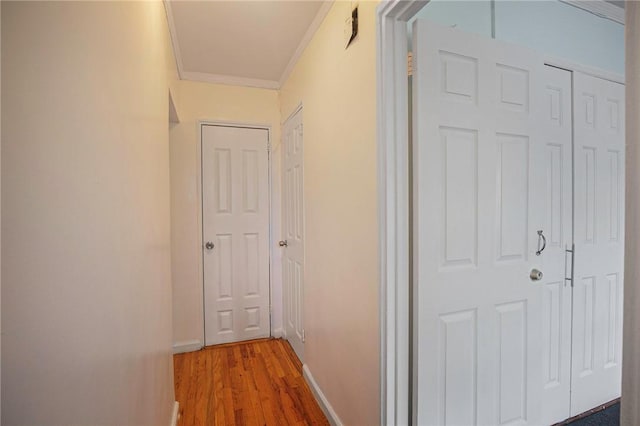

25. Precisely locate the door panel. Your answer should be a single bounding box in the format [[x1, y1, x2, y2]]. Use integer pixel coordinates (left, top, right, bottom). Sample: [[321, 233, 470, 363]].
[[571, 72, 625, 416], [282, 108, 305, 361], [202, 125, 270, 345], [540, 66, 573, 425], [412, 21, 545, 425]]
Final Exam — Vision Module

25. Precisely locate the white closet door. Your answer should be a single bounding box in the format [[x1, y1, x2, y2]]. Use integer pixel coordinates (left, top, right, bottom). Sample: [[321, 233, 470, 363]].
[[202, 125, 271, 346], [539, 66, 573, 425], [413, 21, 545, 425], [571, 72, 625, 415], [282, 108, 305, 361]]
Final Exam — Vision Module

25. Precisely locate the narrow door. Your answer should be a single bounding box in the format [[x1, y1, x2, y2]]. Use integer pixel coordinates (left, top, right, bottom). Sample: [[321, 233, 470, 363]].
[[282, 108, 305, 361], [571, 72, 625, 415], [202, 125, 271, 346], [540, 65, 574, 425], [412, 21, 546, 425]]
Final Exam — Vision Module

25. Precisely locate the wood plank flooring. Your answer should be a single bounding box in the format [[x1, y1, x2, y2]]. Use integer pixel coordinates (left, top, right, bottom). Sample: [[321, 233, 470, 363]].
[[173, 338, 330, 426]]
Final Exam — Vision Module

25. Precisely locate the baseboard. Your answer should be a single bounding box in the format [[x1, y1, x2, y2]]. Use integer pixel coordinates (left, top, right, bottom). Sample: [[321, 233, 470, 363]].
[[302, 364, 343, 426], [172, 339, 203, 354], [170, 401, 179, 426], [272, 327, 284, 338]]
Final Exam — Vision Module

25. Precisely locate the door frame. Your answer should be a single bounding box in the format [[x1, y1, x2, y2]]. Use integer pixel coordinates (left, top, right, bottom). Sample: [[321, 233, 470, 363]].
[[377, 3, 429, 424], [198, 120, 276, 346], [376, 2, 625, 424]]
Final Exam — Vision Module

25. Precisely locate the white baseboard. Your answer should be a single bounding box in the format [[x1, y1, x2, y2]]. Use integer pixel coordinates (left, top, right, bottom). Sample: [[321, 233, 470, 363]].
[[302, 364, 343, 426], [172, 339, 203, 354], [170, 401, 179, 426], [272, 327, 284, 338]]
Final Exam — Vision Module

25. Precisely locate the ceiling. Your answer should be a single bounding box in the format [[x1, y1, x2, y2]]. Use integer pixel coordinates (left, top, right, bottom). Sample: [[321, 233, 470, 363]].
[[605, 0, 625, 9], [165, 1, 331, 89], [165, 0, 623, 90]]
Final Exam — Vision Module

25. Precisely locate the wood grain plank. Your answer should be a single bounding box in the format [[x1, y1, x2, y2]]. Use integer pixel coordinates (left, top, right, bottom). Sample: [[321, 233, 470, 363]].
[[174, 338, 329, 426]]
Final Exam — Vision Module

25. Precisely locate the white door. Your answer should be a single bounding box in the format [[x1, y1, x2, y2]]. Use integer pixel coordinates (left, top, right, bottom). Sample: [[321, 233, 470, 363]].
[[413, 21, 546, 425], [571, 72, 625, 416], [282, 108, 305, 361], [202, 125, 271, 346], [539, 65, 574, 425]]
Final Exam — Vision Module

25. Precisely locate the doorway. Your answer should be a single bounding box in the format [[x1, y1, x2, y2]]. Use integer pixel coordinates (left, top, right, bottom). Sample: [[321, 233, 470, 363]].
[[377, 3, 626, 423], [201, 124, 272, 346]]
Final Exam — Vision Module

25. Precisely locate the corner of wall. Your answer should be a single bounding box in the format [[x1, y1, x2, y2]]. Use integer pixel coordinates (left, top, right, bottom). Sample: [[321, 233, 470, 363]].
[[302, 364, 343, 426], [172, 340, 203, 354]]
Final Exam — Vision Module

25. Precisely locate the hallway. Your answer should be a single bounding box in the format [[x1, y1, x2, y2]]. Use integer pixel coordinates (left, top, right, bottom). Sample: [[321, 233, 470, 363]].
[[173, 338, 329, 425]]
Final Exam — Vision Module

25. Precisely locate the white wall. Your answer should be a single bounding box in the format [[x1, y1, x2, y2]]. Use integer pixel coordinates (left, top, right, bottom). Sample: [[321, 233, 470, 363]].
[[279, 2, 379, 424], [495, 1, 624, 74], [169, 80, 281, 350], [622, 3, 640, 424], [412, 0, 492, 37], [1, 2, 176, 424], [412, 0, 625, 75]]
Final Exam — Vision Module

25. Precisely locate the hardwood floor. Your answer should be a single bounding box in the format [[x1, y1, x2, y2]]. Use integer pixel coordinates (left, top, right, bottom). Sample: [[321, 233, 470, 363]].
[[173, 338, 330, 426]]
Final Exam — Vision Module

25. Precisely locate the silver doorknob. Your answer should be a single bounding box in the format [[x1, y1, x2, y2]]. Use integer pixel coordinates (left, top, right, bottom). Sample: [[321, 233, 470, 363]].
[[205, 241, 214, 250], [279, 240, 288, 247], [530, 268, 544, 281]]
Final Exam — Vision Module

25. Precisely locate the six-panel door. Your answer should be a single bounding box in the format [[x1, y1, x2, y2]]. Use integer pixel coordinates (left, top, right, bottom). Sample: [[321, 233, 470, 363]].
[[413, 21, 546, 425], [282, 108, 305, 361], [202, 125, 271, 346], [571, 72, 625, 416]]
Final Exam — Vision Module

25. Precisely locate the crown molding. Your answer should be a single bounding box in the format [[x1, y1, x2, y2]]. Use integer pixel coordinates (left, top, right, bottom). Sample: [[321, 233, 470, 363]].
[[181, 71, 279, 90], [278, 1, 334, 88], [163, 0, 185, 79], [559, 0, 625, 24], [164, 0, 333, 90]]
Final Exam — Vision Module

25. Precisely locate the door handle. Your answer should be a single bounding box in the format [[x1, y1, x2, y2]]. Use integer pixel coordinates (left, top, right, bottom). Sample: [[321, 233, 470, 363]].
[[535, 230, 547, 256], [279, 240, 288, 247], [530, 268, 544, 281], [564, 244, 575, 287], [205, 241, 214, 250]]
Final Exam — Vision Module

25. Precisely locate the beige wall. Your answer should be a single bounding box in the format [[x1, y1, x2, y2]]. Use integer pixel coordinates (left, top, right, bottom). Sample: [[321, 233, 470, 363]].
[[170, 80, 281, 348], [1, 2, 176, 424], [622, 3, 640, 424], [279, 2, 380, 424]]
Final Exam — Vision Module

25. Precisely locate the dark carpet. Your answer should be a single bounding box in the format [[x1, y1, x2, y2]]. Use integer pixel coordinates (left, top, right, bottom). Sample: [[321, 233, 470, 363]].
[[568, 403, 620, 426]]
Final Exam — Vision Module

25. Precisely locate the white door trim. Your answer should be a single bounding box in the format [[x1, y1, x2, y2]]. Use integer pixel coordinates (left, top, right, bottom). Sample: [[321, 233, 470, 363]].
[[197, 120, 276, 346], [283, 103, 303, 128], [376, 1, 625, 424], [377, 2, 429, 425]]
